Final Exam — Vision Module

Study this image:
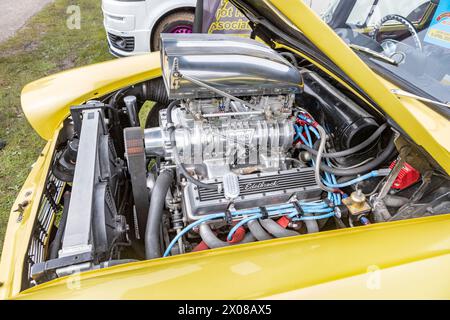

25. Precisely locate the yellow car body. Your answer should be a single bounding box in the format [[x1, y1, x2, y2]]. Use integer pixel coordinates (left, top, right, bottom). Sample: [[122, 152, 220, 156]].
[[0, 0, 449, 299]]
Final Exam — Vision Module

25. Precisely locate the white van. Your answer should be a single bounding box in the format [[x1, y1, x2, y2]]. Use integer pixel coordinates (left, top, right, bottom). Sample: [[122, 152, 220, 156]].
[[102, 0, 332, 56], [102, 0, 197, 56]]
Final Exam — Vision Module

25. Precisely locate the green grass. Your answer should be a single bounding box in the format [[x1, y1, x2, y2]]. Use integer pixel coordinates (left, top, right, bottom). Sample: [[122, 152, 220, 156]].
[[0, 0, 113, 254]]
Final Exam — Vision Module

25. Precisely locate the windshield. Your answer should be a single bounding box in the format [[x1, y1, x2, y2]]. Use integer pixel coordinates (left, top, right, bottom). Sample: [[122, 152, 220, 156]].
[[327, 0, 450, 103]]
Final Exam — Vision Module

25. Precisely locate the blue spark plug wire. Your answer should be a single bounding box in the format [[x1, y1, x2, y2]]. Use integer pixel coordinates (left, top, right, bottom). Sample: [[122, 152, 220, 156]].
[[291, 212, 336, 222], [227, 201, 334, 240], [164, 201, 332, 256], [301, 122, 341, 206], [163, 213, 225, 257], [227, 215, 262, 241], [294, 124, 309, 145], [323, 170, 390, 188]]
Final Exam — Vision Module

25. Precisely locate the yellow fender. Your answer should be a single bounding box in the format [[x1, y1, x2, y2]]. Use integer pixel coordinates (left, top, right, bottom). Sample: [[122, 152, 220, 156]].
[[21, 52, 162, 140]]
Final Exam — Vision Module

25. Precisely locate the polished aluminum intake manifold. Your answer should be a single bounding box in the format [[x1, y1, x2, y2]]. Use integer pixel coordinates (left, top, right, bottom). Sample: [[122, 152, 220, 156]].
[[160, 33, 303, 99]]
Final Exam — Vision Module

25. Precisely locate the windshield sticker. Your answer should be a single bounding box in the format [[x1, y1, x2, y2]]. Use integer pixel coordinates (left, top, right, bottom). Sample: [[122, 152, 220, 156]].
[[424, 1, 450, 49]]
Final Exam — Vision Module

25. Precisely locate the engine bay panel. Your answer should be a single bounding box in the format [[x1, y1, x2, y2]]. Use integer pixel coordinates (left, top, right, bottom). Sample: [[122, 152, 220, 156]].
[[24, 34, 450, 286]]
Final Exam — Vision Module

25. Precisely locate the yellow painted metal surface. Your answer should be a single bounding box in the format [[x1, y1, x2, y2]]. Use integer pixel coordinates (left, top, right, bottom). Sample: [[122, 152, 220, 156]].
[[0, 129, 60, 299], [270, 0, 450, 173], [374, 76, 450, 152], [274, 43, 450, 154], [266, 253, 450, 299], [1, 54, 163, 299], [21, 53, 162, 140], [13, 214, 450, 299], [274, 43, 383, 116]]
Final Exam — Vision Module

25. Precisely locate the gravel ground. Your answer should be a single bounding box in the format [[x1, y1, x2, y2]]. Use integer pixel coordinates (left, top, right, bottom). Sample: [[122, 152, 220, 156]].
[[0, 0, 54, 43]]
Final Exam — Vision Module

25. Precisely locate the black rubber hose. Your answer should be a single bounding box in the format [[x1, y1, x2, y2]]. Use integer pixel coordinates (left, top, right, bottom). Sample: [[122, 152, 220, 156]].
[[384, 195, 410, 207], [170, 138, 219, 191], [312, 133, 396, 177], [165, 100, 180, 125], [142, 78, 169, 105], [145, 170, 174, 259], [49, 192, 71, 259], [109, 78, 168, 111], [298, 123, 388, 159], [110, 86, 130, 108]]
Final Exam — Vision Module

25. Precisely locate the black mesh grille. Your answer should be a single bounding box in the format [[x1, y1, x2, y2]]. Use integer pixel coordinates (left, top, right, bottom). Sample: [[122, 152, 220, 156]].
[[108, 33, 135, 52], [26, 174, 65, 281]]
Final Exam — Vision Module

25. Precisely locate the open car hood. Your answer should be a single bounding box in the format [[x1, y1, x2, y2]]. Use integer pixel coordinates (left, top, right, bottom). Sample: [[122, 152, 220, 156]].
[[230, 0, 450, 173], [2, 0, 449, 301]]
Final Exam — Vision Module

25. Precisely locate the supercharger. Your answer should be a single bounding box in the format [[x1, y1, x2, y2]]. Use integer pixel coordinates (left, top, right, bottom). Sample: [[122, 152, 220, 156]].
[[144, 96, 295, 176]]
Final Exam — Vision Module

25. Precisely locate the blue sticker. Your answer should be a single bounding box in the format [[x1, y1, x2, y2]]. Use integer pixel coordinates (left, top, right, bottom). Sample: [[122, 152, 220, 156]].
[[424, 0, 450, 49]]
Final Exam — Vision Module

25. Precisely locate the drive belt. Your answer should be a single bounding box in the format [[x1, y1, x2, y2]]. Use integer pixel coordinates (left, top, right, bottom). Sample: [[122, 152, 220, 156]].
[[124, 127, 149, 239]]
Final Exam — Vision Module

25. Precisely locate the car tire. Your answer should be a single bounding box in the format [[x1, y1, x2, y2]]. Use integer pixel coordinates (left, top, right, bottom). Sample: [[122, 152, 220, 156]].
[[151, 11, 195, 51]]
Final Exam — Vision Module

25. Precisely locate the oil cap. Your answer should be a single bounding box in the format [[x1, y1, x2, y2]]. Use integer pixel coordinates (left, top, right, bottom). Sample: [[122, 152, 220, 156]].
[[223, 172, 240, 200]]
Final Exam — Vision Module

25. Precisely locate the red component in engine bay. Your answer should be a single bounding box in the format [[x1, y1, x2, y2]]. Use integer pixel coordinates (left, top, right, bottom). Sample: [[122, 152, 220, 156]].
[[389, 161, 420, 190], [192, 241, 209, 252], [227, 226, 246, 244], [277, 216, 291, 228], [193, 225, 247, 252]]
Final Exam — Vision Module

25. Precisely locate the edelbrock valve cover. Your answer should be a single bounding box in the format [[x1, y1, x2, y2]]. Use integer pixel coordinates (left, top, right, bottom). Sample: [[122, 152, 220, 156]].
[[183, 167, 321, 220]]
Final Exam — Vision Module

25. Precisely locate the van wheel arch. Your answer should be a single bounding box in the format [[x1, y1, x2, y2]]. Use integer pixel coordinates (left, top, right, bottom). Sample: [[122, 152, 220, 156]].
[[150, 7, 195, 51]]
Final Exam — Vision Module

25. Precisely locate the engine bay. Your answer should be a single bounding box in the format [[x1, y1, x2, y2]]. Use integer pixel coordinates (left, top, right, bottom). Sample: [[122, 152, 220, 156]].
[[27, 34, 450, 285]]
